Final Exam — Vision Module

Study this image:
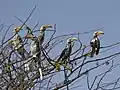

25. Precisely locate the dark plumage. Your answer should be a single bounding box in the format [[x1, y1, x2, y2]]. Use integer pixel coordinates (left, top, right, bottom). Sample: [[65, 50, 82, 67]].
[[90, 31, 104, 57], [38, 25, 53, 45], [11, 27, 26, 59], [57, 38, 77, 64], [57, 42, 72, 63], [25, 33, 43, 80]]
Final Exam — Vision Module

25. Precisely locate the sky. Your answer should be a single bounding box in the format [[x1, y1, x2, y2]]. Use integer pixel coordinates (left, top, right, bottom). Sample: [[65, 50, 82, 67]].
[[0, 0, 120, 45], [0, 0, 120, 90]]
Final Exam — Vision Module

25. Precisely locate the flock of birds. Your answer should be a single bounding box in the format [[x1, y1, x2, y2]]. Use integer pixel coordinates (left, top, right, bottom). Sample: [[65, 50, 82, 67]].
[[8, 24, 104, 80]]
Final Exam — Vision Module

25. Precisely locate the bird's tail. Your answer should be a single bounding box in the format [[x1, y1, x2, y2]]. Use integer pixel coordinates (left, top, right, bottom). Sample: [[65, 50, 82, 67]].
[[38, 68, 43, 80], [89, 48, 95, 57]]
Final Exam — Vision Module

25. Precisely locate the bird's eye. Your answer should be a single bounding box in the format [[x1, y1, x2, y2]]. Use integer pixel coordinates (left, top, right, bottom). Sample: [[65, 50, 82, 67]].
[[68, 41, 71, 44], [43, 27, 46, 29], [94, 32, 98, 36]]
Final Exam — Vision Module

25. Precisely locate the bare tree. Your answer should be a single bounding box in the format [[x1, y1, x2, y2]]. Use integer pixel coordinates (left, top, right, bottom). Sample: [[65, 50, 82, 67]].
[[0, 6, 120, 90]]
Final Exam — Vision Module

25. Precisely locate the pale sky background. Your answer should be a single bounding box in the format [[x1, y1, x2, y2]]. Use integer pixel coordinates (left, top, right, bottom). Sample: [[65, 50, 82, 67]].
[[0, 0, 120, 90]]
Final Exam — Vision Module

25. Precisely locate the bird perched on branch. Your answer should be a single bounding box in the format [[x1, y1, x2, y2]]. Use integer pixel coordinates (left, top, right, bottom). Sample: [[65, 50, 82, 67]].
[[25, 33, 40, 58], [25, 33, 43, 80], [56, 38, 77, 72], [90, 31, 104, 57], [38, 24, 53, 45], [9, 26, 26, 59]]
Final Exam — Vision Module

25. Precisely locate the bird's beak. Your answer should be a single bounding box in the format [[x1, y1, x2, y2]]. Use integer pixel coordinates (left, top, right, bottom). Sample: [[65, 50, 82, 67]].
[[24, 34, 33, 39], [72, 38, 77, 41], [97, 31, 104, 36], [14, 26, 22, 33], [67, 38, 77, 42], [40, 24, 55, 31], [44, 25, 53, 29]]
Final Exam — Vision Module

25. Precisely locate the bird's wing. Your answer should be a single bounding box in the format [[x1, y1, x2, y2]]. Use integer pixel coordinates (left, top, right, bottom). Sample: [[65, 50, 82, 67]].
[[90, 38, 96, 47], [17, 46, 26, 59], [12, 34, 23, 50], [57, 48, 67, 62], [17, 34, 23, 44], [36, 39, 40, 58], [34, 38, 40, 59], [90, 38, 96, 57], [16, 35, 26, 58], [95, 38, 100, 55], [38, 34, 44, 45]]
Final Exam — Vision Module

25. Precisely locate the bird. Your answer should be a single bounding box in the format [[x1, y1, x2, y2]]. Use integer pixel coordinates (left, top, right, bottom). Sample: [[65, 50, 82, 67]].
[[8, 26, 28, 73], [9, 26, 26, 59], [38, 24, 53, 45], [37, 24, 53, 76], [90, 31, 104, 57], [25, 33, 40, 58], [25, 33, 43, 80], [56, 38, 77, 71]]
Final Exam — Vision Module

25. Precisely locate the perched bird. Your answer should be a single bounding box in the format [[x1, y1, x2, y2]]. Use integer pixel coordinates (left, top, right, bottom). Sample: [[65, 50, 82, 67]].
[[90, 31, 104, 57], [37, 25, 53, 76], [38, 24, 53, 45], [56, 38, 77, 71], [9, 26, 26, 59], [25, 33, 43, 80], [25, 33, 40, 58]]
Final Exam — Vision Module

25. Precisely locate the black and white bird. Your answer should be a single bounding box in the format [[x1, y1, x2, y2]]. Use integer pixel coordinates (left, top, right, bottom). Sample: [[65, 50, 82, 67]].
[[90, 31, 104, 57], [38, 25, 53, 45], [25, 34, 40, 58], [10, 26, 26, 59], [25, 33, 43, 80], [56, 38, 77, 71]]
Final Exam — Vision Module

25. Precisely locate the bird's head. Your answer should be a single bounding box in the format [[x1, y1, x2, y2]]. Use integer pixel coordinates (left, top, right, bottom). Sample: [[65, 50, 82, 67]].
[[67, 38, 77, 43], [13, 26, 22, 33], [93, 31, 104, 37], [40, 25, 53, 31]]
